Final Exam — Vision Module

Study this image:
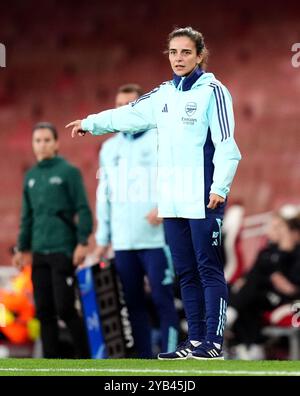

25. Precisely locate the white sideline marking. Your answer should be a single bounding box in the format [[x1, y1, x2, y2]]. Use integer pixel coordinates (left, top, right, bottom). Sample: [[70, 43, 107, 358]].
[[0, 368, 300, 376]]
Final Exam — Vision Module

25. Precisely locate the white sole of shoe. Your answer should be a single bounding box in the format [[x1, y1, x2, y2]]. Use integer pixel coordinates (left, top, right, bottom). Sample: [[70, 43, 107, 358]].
[[157, 356, 188, 360], [158, 352, 194, 360], [191, 356, 224, 360]]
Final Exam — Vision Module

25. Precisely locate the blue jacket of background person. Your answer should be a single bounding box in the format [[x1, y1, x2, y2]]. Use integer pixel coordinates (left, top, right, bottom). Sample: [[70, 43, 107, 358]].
[[95, 129, 167, 250]]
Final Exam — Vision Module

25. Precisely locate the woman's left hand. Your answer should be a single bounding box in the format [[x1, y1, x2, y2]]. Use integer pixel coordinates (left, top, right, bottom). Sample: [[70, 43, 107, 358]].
[[146, 208, 163, 226], [207, 193, 225, 209]]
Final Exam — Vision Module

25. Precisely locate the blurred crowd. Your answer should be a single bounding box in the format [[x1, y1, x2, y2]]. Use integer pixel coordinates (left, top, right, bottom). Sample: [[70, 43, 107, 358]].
[[224, 204, 300, 359]]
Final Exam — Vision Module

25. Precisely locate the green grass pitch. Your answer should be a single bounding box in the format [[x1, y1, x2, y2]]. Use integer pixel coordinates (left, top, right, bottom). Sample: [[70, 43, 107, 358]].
[[0, 358, 300, 376]]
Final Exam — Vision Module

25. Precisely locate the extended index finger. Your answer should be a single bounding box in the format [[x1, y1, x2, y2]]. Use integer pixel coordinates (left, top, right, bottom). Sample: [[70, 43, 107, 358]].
[[65, 121, 77, 128]]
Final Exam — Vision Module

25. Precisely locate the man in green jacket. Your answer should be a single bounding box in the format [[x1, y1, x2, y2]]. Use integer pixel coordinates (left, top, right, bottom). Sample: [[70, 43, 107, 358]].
[[13, 122, 93, 358]]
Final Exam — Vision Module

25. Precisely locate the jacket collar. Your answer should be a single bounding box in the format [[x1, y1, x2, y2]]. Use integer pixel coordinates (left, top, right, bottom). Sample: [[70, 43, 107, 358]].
[[173, 66, 204, 91], [37, 155, 62, 168]]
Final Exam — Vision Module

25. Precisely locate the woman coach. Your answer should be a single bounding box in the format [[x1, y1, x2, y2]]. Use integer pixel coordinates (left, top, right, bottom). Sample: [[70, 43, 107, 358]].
[[66, 27, 241, 360]]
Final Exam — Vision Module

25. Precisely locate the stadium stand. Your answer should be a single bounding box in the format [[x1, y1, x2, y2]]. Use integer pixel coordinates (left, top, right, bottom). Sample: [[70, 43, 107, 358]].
[[0, 0, 300, 268]]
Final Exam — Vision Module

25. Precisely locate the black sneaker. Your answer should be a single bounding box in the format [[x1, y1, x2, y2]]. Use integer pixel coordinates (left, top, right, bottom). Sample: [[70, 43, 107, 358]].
[[191, 341, 224, 360], [157, 340, 197, 360]]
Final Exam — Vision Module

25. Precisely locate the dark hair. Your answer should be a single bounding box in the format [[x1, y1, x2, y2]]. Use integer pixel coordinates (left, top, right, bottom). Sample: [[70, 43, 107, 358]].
[[118, 84, 143, 98], [167, 26, 209, 68], [32, 122, 58, 140]]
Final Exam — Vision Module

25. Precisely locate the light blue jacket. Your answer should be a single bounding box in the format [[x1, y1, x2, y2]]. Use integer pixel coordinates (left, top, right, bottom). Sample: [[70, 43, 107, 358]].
[[95, 129, 167, 250], [83, 68, 241, 219]]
